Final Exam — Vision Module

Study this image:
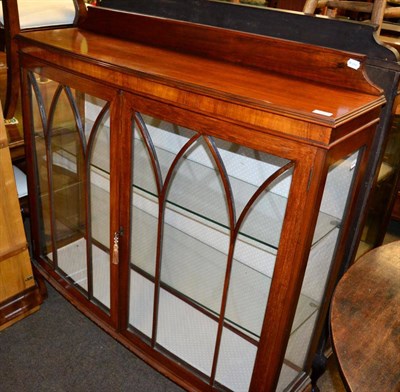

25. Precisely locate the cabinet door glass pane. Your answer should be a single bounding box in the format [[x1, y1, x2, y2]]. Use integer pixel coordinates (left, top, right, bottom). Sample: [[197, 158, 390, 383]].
[[128, 113, 294, 388], [88, 100, 111, 309], [30, 73, 52, 257], [29, 70, 111, 311]]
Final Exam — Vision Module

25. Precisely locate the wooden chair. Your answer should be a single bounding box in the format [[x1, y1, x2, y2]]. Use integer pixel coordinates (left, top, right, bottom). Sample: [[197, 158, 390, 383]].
[[0, 0, 87, 122], [303, 0, 400, 34]]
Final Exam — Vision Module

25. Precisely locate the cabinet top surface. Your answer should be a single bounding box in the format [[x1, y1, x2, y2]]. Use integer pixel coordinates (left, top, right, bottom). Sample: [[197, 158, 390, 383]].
[[18, 18, 385, 142]]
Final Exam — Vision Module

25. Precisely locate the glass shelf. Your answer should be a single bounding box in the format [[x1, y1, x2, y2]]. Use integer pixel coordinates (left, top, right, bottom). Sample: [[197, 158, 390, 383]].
[[131, 191, 319, 340], [133, 138, 340, 253]]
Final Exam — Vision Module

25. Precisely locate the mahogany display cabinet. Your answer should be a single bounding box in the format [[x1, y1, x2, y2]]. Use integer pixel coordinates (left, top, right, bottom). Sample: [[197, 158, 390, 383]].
[[18, 6, 385, 392]]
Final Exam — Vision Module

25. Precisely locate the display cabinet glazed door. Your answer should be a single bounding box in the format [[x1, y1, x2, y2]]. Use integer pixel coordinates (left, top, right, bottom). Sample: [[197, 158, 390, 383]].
[[26, 67, 117, 320], [127, 109, 294, 391], [123, 97, 369, 391]]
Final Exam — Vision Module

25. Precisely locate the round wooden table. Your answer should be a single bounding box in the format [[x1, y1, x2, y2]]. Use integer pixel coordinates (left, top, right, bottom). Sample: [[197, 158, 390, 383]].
[[330, 240, 400, 391]]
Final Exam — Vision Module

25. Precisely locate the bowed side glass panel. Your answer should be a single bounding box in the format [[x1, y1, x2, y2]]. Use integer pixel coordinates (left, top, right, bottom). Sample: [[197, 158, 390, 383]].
[[126, 113, 340, 391], [278, 148, 362, 391], [29, 70, 112, 312]]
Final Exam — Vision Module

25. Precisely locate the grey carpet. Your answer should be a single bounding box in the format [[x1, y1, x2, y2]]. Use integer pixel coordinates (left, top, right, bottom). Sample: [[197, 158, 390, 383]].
[[0, 284, 184, 392]]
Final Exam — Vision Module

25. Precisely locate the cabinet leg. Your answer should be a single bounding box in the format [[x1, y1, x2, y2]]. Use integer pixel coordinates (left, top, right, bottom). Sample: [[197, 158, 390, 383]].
[[310, 312, 330, 392], [310, 351, 327, 392], [32, 264, 48, 300]]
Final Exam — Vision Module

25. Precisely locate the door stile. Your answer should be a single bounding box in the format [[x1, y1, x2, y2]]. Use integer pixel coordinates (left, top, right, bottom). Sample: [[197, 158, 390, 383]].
[[21, 69, 43, 262], [250, 147, 328, 391], [109, 91, 130, 330]]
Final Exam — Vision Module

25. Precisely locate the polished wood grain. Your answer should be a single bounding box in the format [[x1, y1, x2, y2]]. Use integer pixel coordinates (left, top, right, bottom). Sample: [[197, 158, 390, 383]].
[[331, 241, 400, 392], [97, 0, 397, 64], [80, 6, 380, 95], [17, 25, 384, 147]]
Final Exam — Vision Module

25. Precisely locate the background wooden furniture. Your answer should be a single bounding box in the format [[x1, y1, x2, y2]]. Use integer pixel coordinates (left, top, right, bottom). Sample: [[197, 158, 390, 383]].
[[0, 104, 43, 330], [330, 240, 400, 391], [0, 49, 25, 164], [18, 5, 385, 391], [380, 21, 400, 52], [303, 0, 400, 34]]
